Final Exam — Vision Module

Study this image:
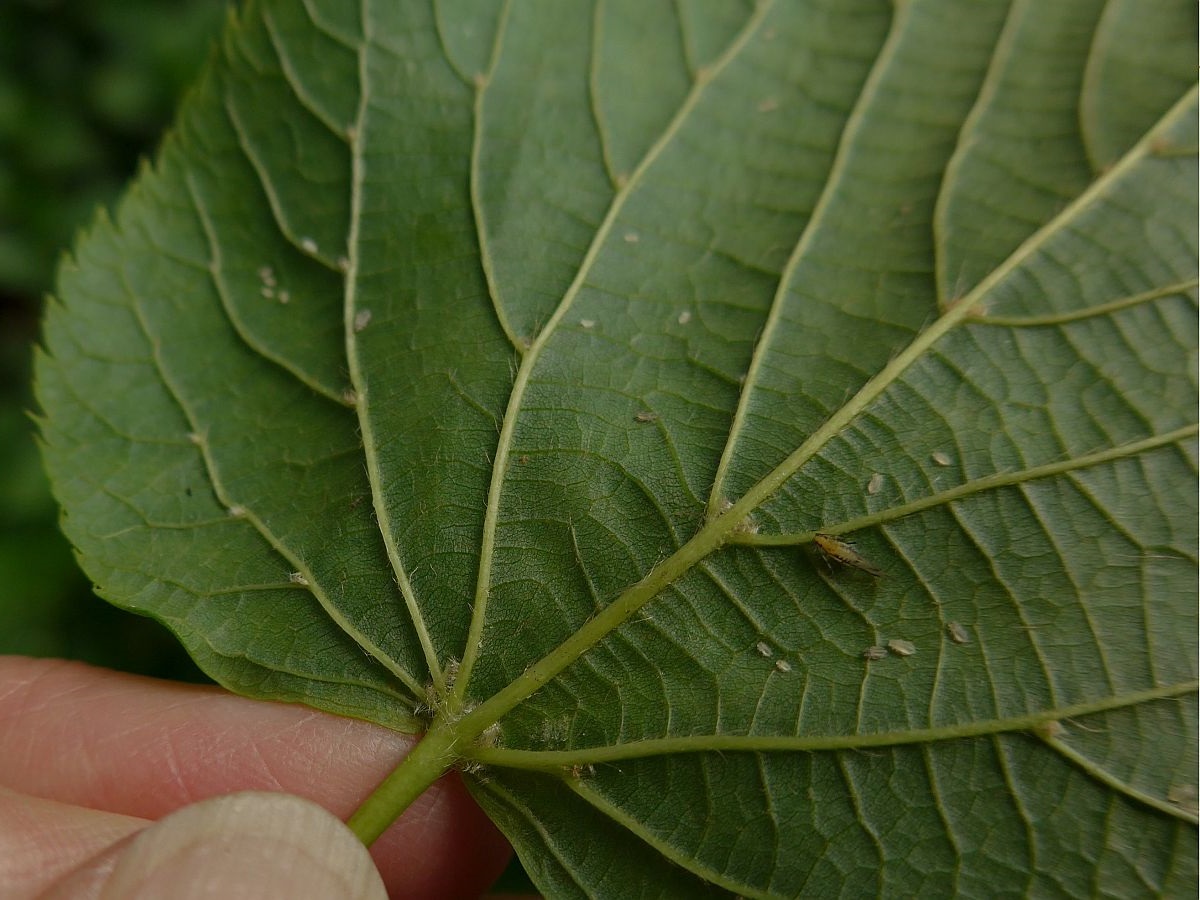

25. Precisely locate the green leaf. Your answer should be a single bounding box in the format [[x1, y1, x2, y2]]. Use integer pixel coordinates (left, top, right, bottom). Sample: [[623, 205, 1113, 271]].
[[36, 0, 1198, 895]]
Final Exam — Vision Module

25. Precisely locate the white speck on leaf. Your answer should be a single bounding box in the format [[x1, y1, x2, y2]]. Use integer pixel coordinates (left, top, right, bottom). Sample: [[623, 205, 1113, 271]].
[[580, 319, 595, 329], [623, 231, 639, 243], [887, 638, 916, 657], [288, 572, 310, 586], [354, 309, 373, 332], [756, 641, 772, 658], [867, 472, 883, 494], [774, 659, 792, 673], [862, 645, 887, 661], [932, 451, 952, 467], [301, 237, 318, 254], [677, 310, 692, 325]]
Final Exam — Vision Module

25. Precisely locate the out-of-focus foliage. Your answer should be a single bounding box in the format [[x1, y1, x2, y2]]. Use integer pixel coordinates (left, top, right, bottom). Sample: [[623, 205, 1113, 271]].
[[0, 0, 227, 295], [0, 0, 225, 680]]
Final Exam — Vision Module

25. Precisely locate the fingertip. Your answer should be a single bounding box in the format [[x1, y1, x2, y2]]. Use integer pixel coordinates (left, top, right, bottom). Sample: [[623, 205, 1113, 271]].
[[46, 793, 386, 900]]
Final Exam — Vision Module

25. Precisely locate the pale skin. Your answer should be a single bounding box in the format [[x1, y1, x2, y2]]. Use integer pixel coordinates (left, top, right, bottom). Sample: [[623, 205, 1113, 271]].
[[0, 656, 512, 898]]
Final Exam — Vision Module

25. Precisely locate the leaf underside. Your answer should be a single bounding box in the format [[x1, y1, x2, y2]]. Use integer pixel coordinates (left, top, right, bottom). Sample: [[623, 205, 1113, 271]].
[[35, 0, 1198, 896]]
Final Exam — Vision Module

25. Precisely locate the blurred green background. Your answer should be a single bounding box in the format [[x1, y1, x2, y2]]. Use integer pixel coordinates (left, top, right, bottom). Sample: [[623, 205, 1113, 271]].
[[0, 0, 228, 679]]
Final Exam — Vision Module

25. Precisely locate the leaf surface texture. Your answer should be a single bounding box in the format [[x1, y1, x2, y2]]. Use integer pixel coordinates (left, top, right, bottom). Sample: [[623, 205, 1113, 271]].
[[36, 0, 1198, 895]]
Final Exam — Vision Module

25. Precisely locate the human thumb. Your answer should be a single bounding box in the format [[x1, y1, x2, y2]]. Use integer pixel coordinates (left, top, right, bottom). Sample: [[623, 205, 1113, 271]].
[[50, 792, 387, 900]]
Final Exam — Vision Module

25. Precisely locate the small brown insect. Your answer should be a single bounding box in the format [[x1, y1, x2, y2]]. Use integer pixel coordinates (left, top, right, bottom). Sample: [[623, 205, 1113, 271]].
[[813, 533, 883, 577]]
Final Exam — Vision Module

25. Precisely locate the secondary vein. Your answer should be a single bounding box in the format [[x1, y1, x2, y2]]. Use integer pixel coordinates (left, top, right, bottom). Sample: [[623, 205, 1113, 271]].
[[705, 0, 910, 520], [730, 424, 1200, 545], [345, 14, 444, 692], [1039, 731, 1200, 825], [117, 256, 424, 698], [450, 0, 778, 707], [468, 0, 524, 355], [185, 175, 347, 404], [569, 780, 779, 899]]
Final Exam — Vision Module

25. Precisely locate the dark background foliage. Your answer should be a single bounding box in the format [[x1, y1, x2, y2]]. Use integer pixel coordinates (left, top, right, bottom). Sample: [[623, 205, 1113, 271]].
[[0, 0, 228, 679]]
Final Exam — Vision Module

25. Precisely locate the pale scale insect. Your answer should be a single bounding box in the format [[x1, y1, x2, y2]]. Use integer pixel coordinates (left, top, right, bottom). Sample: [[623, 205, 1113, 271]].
[[947, 621, 971, 644], [887, 638, 916, 657]]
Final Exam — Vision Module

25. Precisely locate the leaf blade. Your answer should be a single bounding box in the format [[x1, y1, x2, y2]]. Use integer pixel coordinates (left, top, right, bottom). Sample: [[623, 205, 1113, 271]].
[[35, 0, 1198, 895]]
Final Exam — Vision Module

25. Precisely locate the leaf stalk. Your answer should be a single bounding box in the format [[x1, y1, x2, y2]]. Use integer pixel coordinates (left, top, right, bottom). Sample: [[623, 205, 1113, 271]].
[[346, 720, 460, 846]]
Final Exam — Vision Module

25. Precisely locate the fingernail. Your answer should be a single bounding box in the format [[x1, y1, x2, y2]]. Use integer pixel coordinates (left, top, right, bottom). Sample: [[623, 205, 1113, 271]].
[[100, 792, 386, 900]]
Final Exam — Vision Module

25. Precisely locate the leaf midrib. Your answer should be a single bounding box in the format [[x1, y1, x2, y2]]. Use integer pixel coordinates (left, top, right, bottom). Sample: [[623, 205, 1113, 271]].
[[464, 680, 1197, 765], [445, 64, 1198, 747]]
